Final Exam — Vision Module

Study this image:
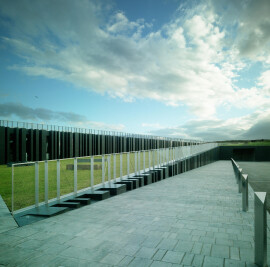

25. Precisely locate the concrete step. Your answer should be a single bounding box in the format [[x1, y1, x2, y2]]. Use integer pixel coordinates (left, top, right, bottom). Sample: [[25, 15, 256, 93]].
[[65, 198, 91, 205], [125, 178, 140, 188], [115, 181, 133, 190], [98, 184, 126, 196], [80, 191, 110, 200], [53, 201, 81, 209]]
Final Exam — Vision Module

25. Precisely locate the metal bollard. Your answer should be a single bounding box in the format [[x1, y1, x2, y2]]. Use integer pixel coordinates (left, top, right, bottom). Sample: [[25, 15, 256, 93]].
[[242, 174, 248, 212], [254, 192, 267, 267], [238, 168, 242, 193]]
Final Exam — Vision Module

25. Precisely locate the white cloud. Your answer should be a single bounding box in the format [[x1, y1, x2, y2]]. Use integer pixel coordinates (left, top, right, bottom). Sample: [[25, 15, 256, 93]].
[[210, 0, 270, 61], [151, 108, 270, 141], [0, 0, 269, 122], [0, 102, 125, 131], [258, 70, 270, 94]]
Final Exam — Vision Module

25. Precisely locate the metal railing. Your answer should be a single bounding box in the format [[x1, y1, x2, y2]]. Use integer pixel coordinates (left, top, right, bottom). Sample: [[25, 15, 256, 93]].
[[231, 159, 267, 267], [11, 143, 217, 215]]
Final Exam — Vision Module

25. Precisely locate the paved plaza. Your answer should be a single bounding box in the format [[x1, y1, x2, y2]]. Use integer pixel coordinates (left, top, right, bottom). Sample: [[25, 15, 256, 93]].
[[0, 161, 268, 266]]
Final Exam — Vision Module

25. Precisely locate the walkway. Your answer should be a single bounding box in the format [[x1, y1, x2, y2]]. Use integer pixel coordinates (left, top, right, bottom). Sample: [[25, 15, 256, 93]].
[[0, 161, 262, 266], [0, 195, 17, 234]]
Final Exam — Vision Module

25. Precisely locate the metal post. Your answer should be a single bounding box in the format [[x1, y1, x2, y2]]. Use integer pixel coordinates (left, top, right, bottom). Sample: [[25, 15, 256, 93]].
[[149, 150, 151, 170], [35, 162, 39, 208], [102, 155, 105, 186], [135, 151, 137, 175], [143, 151, 145, 172], [138, 151, 141, 175], [113, 154, 116, 183], [120, 153, 123, 180], [91, 156, 94, 192], [57, 160, 60, 202], [242, 174, 248, 212], [12, 164, 14, 215], [45, 160, 48, 205], [108, 155, 111, 186], [152, 150, 155, 170], [238, 168, 242, 193], [127, 152, 130, 177], [74, 158, 77, 197], [254, 192, 267, 267]]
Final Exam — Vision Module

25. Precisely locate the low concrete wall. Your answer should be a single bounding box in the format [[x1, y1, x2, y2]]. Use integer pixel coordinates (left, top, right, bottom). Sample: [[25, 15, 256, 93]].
[[220, 146, 270, 161]]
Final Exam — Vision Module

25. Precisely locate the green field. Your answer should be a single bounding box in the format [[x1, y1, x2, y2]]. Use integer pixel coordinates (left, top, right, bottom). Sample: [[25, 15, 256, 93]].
[[0, 151, 159, 212], [218, 140, 270, 146]]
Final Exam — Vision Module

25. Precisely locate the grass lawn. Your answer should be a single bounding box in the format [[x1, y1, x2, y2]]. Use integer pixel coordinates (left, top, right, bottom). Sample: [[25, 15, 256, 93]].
[[0, 151, 157, 211]]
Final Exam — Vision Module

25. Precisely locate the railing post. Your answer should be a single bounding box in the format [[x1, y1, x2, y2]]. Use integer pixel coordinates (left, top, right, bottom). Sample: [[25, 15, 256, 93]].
[[102, 155, 105, 186], [152, 150, 155, 170], [238, 168, 242, 193], [134, 151, 137, 175], [74, 158, 77, 197], [242, 174, 248, 212], [35, 162, 39, 208], [143, 151, 145, 172], [108, 155, 111, 186], [120, 153, 123, 180], [127, 152, 130, 177], [57, 160, 60, 203], [45, 160, 48, 205], [138, 151, 141, 175], [11, 164, 14, 215], [91, 156, 94, 192], [254, 192, 267, 267], [149, 150, 151, 170], [113, 154, 116, 183]]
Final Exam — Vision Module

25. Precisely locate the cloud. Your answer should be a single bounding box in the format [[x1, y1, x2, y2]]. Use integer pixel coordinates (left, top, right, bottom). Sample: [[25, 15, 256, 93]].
[[210, 0, 270, 61], [150, 109, 270, 141], [0, 102, 125, 131], [0, 0, 269, 127]]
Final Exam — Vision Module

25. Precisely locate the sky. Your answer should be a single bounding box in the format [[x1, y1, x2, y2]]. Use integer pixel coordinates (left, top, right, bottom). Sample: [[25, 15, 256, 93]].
[[0, 0, 270, 141]]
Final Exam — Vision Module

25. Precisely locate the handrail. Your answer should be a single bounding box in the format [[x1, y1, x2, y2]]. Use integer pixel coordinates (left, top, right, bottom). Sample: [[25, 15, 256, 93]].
[[231, 158, 267, 267], [11, 143, 218, 215]]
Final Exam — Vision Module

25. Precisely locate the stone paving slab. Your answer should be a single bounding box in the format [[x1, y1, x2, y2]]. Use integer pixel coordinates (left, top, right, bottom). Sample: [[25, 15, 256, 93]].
[[0, 161, 266, 266], [0, 195, 17, 234]]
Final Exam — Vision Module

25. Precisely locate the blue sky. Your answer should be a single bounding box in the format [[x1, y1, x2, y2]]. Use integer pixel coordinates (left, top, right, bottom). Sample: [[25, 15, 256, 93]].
[[0, 0, 270, 140]]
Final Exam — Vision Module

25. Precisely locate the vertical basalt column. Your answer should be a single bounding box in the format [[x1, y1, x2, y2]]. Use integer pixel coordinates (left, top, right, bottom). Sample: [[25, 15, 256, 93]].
[[74, 132, 79, 157], [39, 130, 47, 161], [33, 129, 39, 161], [102, 133, 105, 155], [97, 132, 101, 155], [60, 131, 65, 159], [19, 128, 26, 162], [27, 129, 33, 161], [0, 127, 6, 164], [48, 131, 54, 160], [14, 128, 19, 162]]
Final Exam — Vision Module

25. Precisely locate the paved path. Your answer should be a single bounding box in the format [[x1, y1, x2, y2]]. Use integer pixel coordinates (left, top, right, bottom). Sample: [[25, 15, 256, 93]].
[[0, 161, 263, 266], [0, 195, 17, 234]]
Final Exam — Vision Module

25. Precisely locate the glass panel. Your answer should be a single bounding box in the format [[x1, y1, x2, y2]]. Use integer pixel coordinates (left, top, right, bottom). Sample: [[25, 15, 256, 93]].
[[48, 161, 57, 200], [77, 157, 91, 191], [129, 152, 135, 174], [94, 155, 102, 185], [122, 153, 127, 177], [60, 158, 74, 196], [14, 163, 35, 211]]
